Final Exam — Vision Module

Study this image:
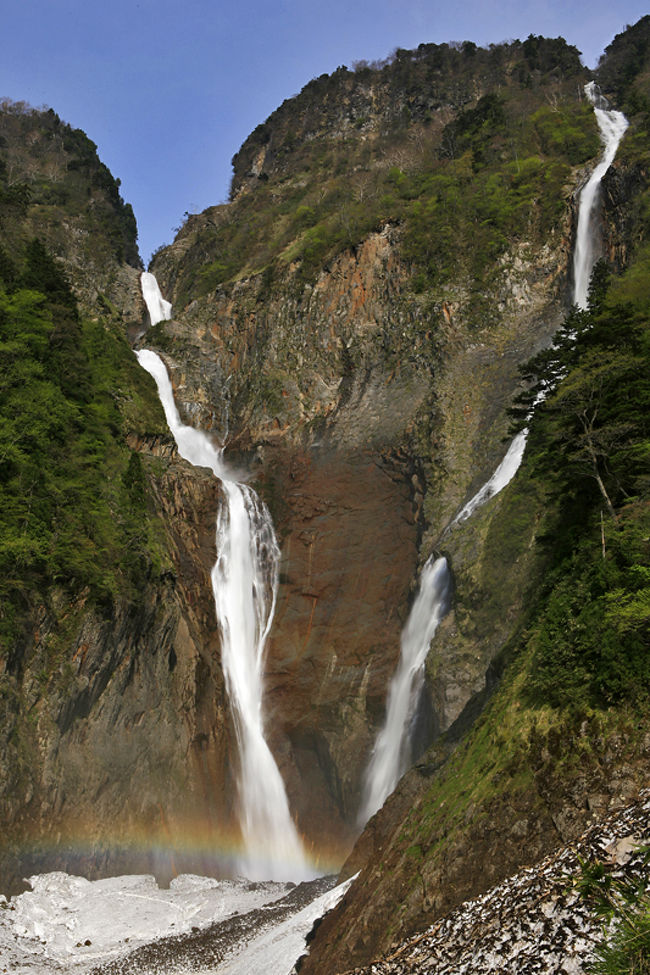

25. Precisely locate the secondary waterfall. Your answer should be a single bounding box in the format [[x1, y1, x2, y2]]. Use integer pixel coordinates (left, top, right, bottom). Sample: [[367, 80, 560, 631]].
[[573, 82, 629, 310], [138, 275, 310, 881], [451, 430, 528, 526], [359, 83, 629, 826], [452, 82, 628, 526], [359, 556, 452, 824]]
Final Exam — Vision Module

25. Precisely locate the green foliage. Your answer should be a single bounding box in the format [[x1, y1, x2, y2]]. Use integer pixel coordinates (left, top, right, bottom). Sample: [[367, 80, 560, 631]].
[[531, 103, 601, 164], [439, 93, 507, 163], [521, 34, 584, 75], [166, 39, 595, 303], [577, 851, 650, 975], [0, 240, 167, 650], [507, 259, 650, 710], [525, 505, 650, 708]]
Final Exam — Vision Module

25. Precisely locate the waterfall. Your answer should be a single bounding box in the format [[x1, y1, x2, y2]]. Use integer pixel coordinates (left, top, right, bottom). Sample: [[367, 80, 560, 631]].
[[452, 83, 628, 527], [573, 82, 629, 311], [451, 430, 528, 527], [141, 270, 172, 325], [359, 557, 452, 824], [358, 84, 629, 826], [138, 277, 311, 881]]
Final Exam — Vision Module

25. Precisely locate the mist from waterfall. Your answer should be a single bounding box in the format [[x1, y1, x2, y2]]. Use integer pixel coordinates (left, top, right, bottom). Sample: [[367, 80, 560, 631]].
[[138, 275, 310, 881], [359, 557, 452, 824]]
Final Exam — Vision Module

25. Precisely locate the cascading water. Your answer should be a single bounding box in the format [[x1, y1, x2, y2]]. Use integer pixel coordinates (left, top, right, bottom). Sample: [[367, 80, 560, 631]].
[[359, 83, 629, 826], [573, 82, 629, 311], [451, 430, 528, 527], [359, 556, 452, 824], [451, 82, 628, 527], [141, 270, 172, 325], [138, 274, 310, 881]]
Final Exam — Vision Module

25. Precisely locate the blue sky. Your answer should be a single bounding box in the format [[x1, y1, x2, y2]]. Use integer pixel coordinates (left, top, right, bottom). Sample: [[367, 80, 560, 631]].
[[2, 0, 647, 263]]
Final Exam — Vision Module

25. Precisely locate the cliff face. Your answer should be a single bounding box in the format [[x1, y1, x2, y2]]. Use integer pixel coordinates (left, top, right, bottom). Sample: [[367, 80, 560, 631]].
[[148, 218, 573, 851], [0, 105, 238, 889], [146, 39, 592, 857], [146, 24, 649, 971]]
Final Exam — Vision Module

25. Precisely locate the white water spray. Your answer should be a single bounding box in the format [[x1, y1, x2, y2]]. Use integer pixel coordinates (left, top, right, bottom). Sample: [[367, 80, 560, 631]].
[[359, 557, 451, 823], [573, 82, 629, 310], [141, 270, 172, 326], [138, 277, 310, 881]]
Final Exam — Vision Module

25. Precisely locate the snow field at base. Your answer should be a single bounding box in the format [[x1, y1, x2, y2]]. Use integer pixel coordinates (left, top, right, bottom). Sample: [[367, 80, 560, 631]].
[[203, 874, 357, 975], [0, 871, 354, 974]]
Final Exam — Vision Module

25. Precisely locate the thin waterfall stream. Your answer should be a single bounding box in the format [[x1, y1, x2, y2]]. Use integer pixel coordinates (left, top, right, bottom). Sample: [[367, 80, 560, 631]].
[[359, 557, 452, 824], [358, 83, 629, 826], [138, 274, 311, 881], [449, 81, 629, 529], [573, 82, 629, 310]]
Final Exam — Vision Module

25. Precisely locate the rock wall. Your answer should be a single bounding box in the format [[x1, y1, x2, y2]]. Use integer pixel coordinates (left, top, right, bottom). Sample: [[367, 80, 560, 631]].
[[145, 180, 577, 863], [0, 441, 237, 891]]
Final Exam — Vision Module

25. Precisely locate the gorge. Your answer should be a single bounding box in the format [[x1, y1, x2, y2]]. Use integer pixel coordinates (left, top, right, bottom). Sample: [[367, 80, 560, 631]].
[[1, 16, 650, 975]]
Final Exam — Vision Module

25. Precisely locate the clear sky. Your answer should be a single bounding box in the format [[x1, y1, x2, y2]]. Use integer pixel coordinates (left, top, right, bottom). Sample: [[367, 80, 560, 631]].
[[2, 0, 647, 263]]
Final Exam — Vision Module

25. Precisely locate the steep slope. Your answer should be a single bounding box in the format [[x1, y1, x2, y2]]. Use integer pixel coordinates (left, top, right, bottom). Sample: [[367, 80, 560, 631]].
[[0, 106, 237, 891], [296, 22, 650, 972], [146, 36, 599, 855]]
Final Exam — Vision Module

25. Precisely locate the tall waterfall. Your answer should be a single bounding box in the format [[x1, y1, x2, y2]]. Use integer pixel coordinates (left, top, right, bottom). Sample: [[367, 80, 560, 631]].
[[359, 83, 629, 826], [359, 557, 452, 824], [138, 275, 310, 881], [573, 82, 629, 310]]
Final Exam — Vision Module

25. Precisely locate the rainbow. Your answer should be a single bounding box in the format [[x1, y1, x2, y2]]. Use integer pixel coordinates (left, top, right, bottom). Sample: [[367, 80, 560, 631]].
[[1, 814, 348, 894]]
